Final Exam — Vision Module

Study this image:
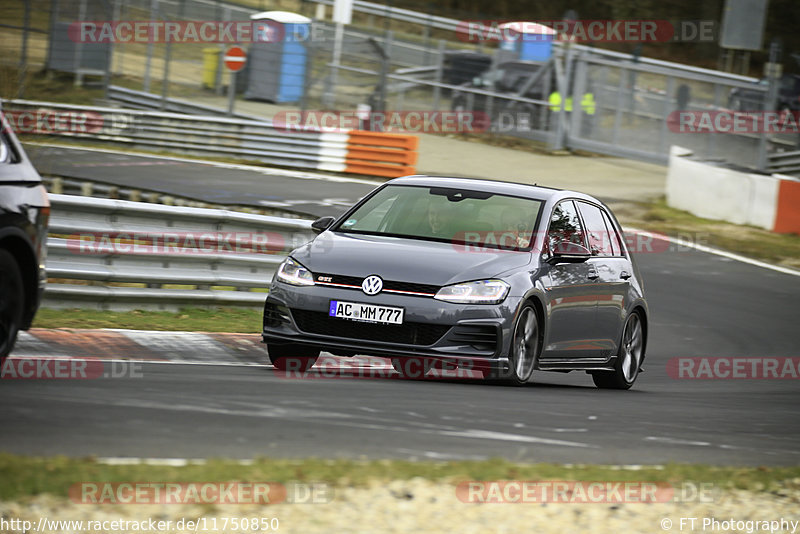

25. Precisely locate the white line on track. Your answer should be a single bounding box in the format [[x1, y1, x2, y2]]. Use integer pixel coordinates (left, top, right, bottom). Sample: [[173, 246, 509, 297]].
[[438, 429, 595, 448], [644, 436, 711, 446], [625, 227, 800, 277], [95, 457, 671, 468]]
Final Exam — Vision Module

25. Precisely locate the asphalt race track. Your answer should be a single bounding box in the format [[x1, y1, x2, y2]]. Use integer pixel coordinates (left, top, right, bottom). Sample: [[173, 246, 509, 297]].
[[1, 240, 799, 465], [25, 144, 379, 217]]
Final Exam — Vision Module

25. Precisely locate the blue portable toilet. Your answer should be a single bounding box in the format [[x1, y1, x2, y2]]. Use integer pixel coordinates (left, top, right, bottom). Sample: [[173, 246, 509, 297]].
[[497, 22, 556, 62], [245, 11, 311, 103]]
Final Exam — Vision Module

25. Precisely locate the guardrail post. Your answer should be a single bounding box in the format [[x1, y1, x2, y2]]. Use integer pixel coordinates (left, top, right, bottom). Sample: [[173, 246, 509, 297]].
[[81, 182, 93, 197]]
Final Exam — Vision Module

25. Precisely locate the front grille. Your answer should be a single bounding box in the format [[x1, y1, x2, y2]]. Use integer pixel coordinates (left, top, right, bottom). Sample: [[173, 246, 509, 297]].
[[314, 273, 440, 296], [447, 324, 499, 352], [384, 281, 441, 294], [291, 309, 449, 346]]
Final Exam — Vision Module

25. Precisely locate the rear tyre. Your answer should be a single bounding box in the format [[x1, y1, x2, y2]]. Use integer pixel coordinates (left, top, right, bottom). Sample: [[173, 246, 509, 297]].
[[592, 311, 644, 390], [267, 343, 319, 372], [0, 249, 24, 363], [391, 357, 433, 379], [506, 305, 539, 385]]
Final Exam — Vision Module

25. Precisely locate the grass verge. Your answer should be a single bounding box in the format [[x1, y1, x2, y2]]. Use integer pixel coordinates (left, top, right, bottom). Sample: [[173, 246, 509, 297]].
[[32, 307, 263, 333], [1, 454, 799, 500]]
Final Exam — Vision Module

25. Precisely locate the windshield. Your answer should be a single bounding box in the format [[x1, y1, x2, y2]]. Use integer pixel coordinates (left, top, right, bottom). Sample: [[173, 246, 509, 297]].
[[334, 184, 543, 251]]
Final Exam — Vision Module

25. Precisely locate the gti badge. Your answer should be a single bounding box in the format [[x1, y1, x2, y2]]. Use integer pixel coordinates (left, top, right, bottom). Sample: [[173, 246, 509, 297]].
[[361, 275, 383, 295]]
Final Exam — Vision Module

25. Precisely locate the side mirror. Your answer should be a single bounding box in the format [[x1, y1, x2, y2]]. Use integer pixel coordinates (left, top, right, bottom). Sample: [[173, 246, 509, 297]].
[[548, 241, 591, 264], [311, 216, 336, 234]]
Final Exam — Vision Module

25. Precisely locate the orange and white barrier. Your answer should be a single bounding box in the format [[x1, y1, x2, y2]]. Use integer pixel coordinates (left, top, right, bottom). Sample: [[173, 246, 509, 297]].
[[666, 146, 800, 235], [343, 130, 418, 178]]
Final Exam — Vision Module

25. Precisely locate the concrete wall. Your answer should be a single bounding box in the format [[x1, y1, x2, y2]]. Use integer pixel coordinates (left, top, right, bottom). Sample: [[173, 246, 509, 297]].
[[666, 146, 800, 234]]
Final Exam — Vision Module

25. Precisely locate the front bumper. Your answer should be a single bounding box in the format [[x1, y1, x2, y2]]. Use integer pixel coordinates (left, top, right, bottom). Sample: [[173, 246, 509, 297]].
[[263, 282, 522, 371]]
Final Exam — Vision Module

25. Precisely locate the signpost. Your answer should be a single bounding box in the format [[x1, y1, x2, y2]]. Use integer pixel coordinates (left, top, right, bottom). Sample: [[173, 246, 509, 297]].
[[224, 46, 247, 116]]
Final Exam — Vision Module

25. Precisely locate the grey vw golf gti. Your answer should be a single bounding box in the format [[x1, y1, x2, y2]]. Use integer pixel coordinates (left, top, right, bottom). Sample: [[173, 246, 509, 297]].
[[263, 176, 648, 389]]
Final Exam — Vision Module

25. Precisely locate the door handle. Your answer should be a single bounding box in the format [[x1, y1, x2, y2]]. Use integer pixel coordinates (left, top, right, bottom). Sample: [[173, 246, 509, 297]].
[[620, 270, 632, 280]]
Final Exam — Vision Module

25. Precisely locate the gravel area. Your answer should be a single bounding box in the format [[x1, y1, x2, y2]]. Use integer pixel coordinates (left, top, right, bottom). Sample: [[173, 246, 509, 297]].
[[2, 478, 800, 533]]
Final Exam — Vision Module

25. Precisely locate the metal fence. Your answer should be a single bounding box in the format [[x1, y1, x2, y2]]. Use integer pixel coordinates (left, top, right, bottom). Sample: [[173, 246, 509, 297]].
[[564, 48, 779, 168], [44, 193, 312, 310], [0, 0, 52, 98], [4, 0, 797, 173]]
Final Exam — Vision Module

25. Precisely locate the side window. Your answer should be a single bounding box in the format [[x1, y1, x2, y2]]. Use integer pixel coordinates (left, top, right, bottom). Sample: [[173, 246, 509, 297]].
[[548, 201, 585, 253], [600, 209, 623, 256], [577, 201, 616, 256]]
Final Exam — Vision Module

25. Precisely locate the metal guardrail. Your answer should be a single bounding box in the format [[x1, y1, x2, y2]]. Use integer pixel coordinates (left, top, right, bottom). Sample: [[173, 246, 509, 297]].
[[768, 150, 800, 177], [3, 99, 418, 178], [39, 175, 307, 218], [44, 194, 313, 310], [107, 86, 260, 120]]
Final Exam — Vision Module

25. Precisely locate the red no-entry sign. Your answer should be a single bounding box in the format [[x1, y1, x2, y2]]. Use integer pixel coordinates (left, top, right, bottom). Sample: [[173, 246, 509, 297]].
[[224, 46, 247, 72]]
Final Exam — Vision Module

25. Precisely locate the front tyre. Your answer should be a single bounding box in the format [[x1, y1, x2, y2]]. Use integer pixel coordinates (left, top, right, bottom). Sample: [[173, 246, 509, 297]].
[[267, 343, 319, 372], [506, 305, 539, 385], [0, 249, 24, 363], [592, 311, 644, 390]]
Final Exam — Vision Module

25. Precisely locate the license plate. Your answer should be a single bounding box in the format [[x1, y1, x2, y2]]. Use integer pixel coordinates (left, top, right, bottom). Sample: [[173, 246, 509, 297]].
[[328, 300, 404, 325]]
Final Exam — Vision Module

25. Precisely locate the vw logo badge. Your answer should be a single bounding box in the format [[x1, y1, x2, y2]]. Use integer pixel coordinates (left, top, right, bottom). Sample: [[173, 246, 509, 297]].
[[361, 275, 383, 295]]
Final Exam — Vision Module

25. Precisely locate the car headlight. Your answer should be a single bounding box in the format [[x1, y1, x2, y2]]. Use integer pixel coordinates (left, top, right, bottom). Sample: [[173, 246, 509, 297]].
[[276, 257, 315, 286], [433, 279, 510, 304]]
